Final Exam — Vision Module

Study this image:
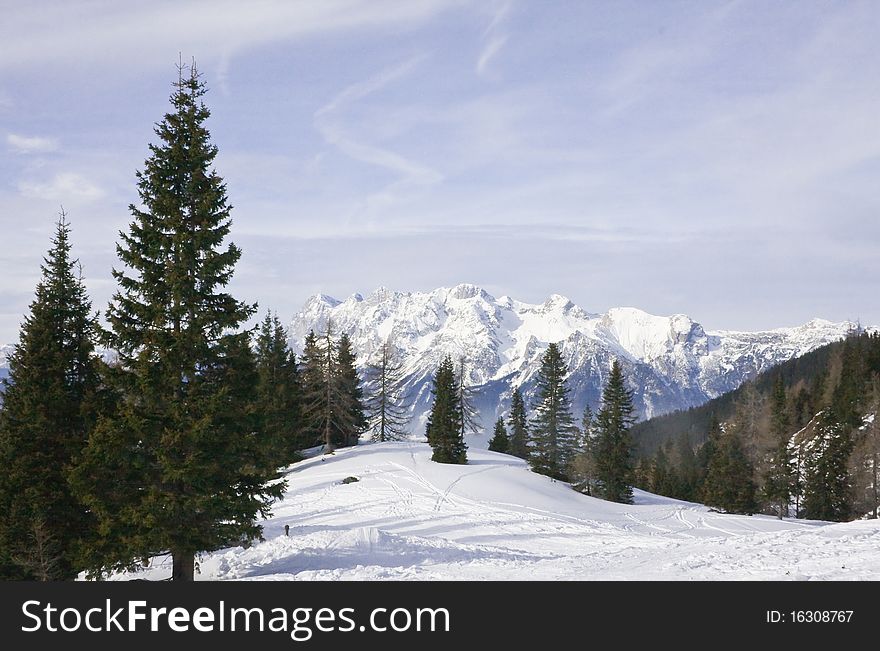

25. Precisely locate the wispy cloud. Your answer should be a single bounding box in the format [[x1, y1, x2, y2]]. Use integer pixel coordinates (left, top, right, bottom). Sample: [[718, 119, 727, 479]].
[[7, 133, 58, 154], [476, 34, 508, 76], [314, 56, 443, 187], [476, 0, 511, 76], [18, 173, 104, 201], [0, 0, 461, 72]]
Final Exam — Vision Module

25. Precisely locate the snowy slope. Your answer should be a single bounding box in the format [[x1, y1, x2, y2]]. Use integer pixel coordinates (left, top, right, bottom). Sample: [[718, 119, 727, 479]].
[[120, 442, 880, 581], [288, 285, 857, 431]]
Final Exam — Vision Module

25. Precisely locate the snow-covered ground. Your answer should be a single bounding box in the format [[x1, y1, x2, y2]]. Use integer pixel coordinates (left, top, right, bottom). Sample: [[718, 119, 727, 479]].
[[123, 442, 880, 581]]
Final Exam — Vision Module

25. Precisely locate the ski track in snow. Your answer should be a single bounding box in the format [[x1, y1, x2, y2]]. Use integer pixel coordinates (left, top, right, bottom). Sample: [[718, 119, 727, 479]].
[[114, 442, 880, 582]]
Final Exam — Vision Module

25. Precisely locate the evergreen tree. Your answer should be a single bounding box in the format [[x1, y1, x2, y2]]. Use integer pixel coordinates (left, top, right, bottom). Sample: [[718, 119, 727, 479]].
[[528, 343, 578, 480], [426, 356, 467, 464], [594, 361, 635, 503], [696, 416, 722, 502], [254, 312, 303, 467], [302, 323, 365, 452], [456, 356, 481, 439], [673, 434, 699, 501], [364, 340, 411, 442], [704, 430, 757, 514], [507, 388, 529, 459], [651, 444, 671, 496], [335, 332, 366, 447], [488, 417, 510, 453], [298, 329, 323, 448], [70, 64, 283, 581], [0, 213, 99, 580], [802, 409, 853, 521], [763, 375, 794, 518]]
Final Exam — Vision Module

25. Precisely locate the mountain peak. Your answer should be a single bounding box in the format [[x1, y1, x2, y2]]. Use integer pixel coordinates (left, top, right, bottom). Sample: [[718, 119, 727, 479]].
[[447, 283, 491, 301], [286, 286, 859, 424]]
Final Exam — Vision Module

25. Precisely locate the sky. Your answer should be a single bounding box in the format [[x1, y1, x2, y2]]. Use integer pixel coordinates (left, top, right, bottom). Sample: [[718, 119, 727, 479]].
[[2, 0, 880, 343]]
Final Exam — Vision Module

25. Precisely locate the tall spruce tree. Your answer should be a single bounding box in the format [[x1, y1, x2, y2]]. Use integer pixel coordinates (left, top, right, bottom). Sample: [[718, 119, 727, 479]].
[[802, 408, 853, 521], [426, 356, 467, 464], [704, 429, 757, 514], [507, 388, 529, 459], [70, 64, 283, 581], [335, 332, 366, 447], [364, 340, 410, 442], [594, 360, 635, 503], [298, 329, 323, 448], [528, 343, 577, 480], [488, 417, 510, 453], [0, 213, 99, 580], [763, 375, 794, 518], [254, 312, 303, 467]]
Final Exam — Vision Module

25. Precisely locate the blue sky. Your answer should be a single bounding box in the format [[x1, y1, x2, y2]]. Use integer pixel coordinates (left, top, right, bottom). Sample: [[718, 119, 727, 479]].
[[2, 0, 880, 342]]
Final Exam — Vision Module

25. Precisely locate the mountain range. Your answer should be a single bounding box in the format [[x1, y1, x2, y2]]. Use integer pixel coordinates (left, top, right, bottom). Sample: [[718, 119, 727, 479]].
[[288, 284, 858, 437]]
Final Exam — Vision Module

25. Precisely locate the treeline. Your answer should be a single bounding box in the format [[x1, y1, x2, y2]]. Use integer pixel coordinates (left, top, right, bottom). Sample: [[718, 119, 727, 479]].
[[632, 332, 880, 521], [0, 64, 410, 581], [427, 343, 638, 505]]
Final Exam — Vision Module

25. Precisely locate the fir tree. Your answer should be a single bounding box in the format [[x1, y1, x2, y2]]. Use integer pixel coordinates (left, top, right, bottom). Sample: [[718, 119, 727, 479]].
[[763, 375, 794, 518], [802, 409, 853, 521], [335, 332, 366, 447], [704, 429, 757, 514], [302, 323, 364, 452], [594, 361, 635, 503], [70, 64, 283, 581], [528, 343, 577, 480], [651, 444, 671, 496], [298, 329, 323, 448], [0, 213, 99, 580], [364, 340, 411, 442], [507, 388, 529, 459], [254, 312, 303, 467], [426, 356, 467, 464], [488, 417, 510, 453]]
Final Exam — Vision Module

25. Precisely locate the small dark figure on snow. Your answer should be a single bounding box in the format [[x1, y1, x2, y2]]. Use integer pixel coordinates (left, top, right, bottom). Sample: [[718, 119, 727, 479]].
[[284, 525, 289, 537]]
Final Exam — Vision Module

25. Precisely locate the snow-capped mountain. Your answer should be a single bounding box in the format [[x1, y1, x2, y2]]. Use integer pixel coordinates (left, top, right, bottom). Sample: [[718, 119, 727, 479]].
[[289, 284, 858, 434], [0, 344, 12, 383]]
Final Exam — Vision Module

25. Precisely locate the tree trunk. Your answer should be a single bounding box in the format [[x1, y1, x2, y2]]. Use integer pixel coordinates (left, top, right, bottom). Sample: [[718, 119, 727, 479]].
[[171, 551, 195, 581]]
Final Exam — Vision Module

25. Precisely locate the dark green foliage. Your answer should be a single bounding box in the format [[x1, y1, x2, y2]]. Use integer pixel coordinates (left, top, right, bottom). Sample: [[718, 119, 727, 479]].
[[634, 332, 880, 521], [0, 214, 100, 580], [802, 409, 853, 521], [298, 330, 323, 447], [69, 64, 283, 581], [650, 444, 672, 496], [594, 361, 635, 503], [254, 312, 303, 467], [507, 388, 529, 459], [763, 375, 794, 518], [528, 343, 578, 480], [426, 356, 467, 464], [704, 430, 757, 514], [488, 417, 510, 453], [341, 476, 359, 485], [336, 333, 367, 447], [364, 341, 411, 442]]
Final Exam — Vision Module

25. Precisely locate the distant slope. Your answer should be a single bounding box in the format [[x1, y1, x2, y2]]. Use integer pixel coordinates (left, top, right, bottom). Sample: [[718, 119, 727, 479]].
[[109, 442, 880, 581], [631, 333, 856, 454], [288, 285, 856, 432]]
